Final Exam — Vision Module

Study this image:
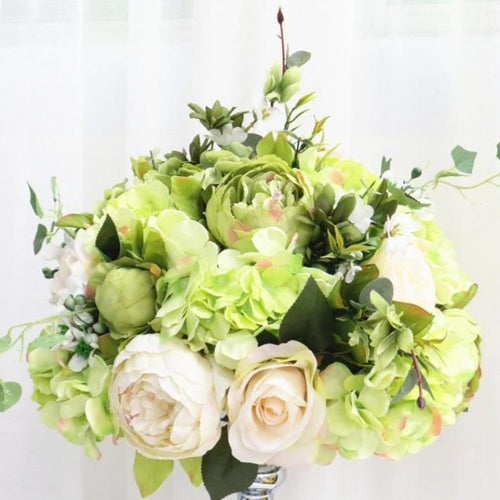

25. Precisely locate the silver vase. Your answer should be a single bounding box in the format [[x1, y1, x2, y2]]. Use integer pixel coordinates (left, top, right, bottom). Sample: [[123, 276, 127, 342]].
[[237, 465, 286, 500]]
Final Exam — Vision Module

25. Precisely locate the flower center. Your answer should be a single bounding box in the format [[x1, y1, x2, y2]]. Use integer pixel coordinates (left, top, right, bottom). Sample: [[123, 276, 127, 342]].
[[256, 395, 288, 426]]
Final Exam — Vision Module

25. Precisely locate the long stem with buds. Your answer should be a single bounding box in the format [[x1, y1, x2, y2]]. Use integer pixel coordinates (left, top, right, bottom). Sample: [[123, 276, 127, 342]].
[[277, 7, 286, 75]]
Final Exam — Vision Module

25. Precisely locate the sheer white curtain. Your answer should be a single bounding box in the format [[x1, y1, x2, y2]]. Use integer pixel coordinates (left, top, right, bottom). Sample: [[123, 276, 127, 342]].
[[0, 1, 499, 499]]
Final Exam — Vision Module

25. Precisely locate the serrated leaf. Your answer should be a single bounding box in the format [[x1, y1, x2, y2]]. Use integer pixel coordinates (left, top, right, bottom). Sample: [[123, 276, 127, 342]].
[[450, 283, 478, 309], [56, 213, 94, 229], [287, 50, 311, 68], [28, 183, 44, 217], [0, 381, 22, 412], [33, 224, 47, 255], [394, 302, 434, 335], [133, 452, 173, 498], [95, 214, 120, 261], [279, 276, 333, 351], [392, 367, 417, 403], [452, 145, 476, 174], [202, 427, 257, 500], [359, 278, 393, 307]]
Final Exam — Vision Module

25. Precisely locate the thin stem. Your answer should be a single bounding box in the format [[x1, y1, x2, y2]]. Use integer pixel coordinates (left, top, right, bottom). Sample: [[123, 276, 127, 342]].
[[411, 349, 426, 410], [277, 7, 286, 75], [437, 173, 500, 191]]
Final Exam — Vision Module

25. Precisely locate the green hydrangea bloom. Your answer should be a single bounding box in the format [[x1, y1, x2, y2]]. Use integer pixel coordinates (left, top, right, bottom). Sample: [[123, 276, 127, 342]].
[[414, 215, 472, 306], [28, 337, 116, 459]]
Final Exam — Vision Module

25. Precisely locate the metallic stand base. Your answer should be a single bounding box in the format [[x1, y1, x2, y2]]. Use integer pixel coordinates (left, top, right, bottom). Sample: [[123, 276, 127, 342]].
[[237, 465, 286, 500]]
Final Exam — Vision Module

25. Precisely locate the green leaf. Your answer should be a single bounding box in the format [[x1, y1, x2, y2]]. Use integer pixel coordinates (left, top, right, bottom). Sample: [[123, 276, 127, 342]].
[[28, 183, 44, 217], [50, 176, 59, 202], [95, 215, 121, 261], [242, 133, 262, 153], [56, 213, 94, 229], [279, 276, 333, 351], [287, 50, 311, 68], [331, 193, 356, 223], [394, 302, 434, 335], [180, 457, 203, 487], [451, 145, 477, 174], [392, 367, 417, 403], [202, 427, 258, 500], [133, 452, 173, 498], [341, 264, 379, 304], [387, 183, 425, 209], [97, 334, 120, 362], [0, 335, 12, 353], [359, 278, 393, 307], [0, 381, 22, 412], [496, 142, 500, 160], [171, 176, 203, 220], [420, 372, 434, 399], [450, 283, 478, 309], [380, 156, 392, 176], [33, 223, 48, 255], [256, 133, 294, 166]]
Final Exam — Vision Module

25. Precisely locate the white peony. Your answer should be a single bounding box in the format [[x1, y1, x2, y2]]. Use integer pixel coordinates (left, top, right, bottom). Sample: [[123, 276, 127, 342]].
[[227, 341, 326, 468], [49, 226, 100, 305], [372, 235, 436, 312], [109, 335, 231, 460]]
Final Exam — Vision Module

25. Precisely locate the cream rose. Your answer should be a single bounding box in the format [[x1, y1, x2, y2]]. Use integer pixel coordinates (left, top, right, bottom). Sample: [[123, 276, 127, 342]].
[[110, 335, 231, 459], [372, 236, 436, 312], [227, 340, 326, 468]]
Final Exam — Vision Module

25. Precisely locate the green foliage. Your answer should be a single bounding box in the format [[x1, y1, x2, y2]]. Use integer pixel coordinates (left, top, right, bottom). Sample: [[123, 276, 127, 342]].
[[279, 276, 334, 351], [180, 457, 203, 487], [133, 452, 173, 498], [394, 302, 434, 335], [359, 278, 394, 308], [450, 283, 478, 309], [95, 215, 121, 261], [188, 101, 246, 131], [33, 223, 48, 255], [201, 427, 258, 500], [0, 381, 22, 412], [496, 141, 500, 160], [28, 183, 44, 217], [380, 156, 391, 176], [287, 50, 311, 68], [256, 132, 295, 165], [55, 213, 94, 229], [452, 145, 476, 174]]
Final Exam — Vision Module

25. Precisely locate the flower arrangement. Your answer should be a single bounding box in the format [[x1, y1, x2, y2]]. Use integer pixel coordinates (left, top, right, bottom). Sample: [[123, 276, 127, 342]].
[[1, 9, 495, 500]]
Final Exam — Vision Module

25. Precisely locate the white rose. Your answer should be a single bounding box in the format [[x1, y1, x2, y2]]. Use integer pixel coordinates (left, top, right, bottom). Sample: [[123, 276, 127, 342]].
[[227, 341, 326, 468], [372, 236, 436, 312], [110, 335, 231, 459]]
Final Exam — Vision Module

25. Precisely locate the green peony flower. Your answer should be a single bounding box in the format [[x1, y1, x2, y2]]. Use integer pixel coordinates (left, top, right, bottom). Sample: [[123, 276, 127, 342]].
[[205, 155, 315, 253], [28, 337, 116, 459], [95, 267, 157, 339]]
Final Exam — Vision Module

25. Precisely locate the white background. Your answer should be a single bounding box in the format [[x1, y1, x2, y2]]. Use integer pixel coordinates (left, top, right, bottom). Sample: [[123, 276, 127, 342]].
[[0, 1, 499, 499]]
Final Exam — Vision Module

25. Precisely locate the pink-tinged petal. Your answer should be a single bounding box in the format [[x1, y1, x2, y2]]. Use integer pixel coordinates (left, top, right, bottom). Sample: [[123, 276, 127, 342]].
[[431, 411, 443, 437], [118, 225, 129, 235], [177, 256, 193, 267], [399, 416, 408, 431], [256, 260, 273, 269], [265, 173, 276, 183], [269, 206, 283, 222], [329, 169, 344, 185], [58, 418, 67, 432], [228, 222, 252, 243]]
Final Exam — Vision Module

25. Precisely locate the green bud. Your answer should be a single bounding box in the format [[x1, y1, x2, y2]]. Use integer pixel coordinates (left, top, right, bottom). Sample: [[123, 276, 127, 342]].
[[95, 267, 157, 338], [64, 296, 75, 311]]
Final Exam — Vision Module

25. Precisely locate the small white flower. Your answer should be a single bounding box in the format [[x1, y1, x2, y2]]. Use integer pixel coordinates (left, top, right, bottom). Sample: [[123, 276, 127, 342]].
[[348, 198, 374, 234], [61, 327, 98, 372], [251, 105, 286, 137], [208, 123, 247, 147], [338, 261, 362, 284], [383, 211, 420, 239]]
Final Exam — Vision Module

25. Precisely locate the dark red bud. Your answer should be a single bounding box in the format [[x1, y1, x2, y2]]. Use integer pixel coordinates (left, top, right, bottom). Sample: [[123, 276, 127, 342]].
[[277, 7, 284, 24], [417, 396, 426, 410]]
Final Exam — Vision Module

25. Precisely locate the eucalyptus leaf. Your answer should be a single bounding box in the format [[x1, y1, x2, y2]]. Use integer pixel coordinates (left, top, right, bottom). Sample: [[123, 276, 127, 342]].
[[95, 214, 121, 261], [497, 142, 500, 160], [0, 335, 12, 353], [331, 193, 356, 223], [451, 145, 476, 174], [359, 278, 393, 308], [0, 381, 22, 412], [242, 133, 262, 153], [28, 183, 44, 218], [33, 223, 48, 255], [56, 213, 94, 229], [392, 367, 417, 403], [287, 50, 311, 68], [202, 427, 258, 500], [279, 276, 333, 351], [421, 372, 434, 399], [133, 452, 173, 498]]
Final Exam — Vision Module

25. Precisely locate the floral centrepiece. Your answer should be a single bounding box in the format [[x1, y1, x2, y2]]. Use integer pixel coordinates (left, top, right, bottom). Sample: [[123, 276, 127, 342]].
[[1, 9, 494, 500]]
